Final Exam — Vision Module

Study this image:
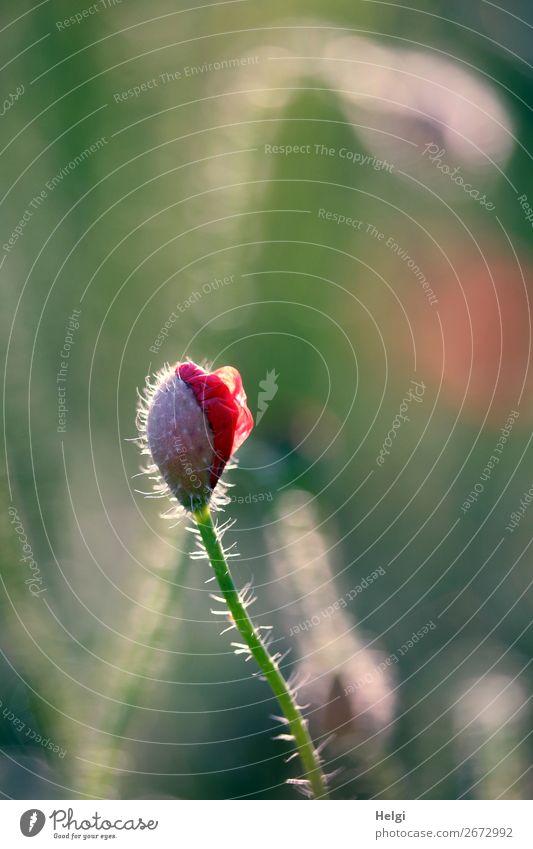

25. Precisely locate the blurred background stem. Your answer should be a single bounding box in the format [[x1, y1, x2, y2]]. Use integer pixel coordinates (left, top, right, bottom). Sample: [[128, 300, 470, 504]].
[[82, 543, 191, 799]]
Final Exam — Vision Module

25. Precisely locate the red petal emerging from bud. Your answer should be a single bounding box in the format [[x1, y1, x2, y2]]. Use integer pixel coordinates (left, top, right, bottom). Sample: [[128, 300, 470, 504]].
[[177, 362, 254, 488], [139, 361, 254, 512]]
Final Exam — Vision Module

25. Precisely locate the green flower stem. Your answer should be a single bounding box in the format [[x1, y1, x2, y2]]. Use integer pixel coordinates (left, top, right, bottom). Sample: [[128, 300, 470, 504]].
[[193, 502, 329, 800]]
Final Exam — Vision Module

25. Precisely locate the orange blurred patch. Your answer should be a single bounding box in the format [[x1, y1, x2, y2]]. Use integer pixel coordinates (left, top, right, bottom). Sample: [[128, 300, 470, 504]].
[[413, 254, 531, 422]]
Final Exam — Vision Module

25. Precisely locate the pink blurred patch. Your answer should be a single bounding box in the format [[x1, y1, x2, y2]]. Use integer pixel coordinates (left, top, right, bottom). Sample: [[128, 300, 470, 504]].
[[412, 255, 531, 422]]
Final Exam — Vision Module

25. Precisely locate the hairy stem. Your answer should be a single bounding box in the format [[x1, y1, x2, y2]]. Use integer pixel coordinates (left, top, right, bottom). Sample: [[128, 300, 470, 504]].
[[193, 502, 328, 799]]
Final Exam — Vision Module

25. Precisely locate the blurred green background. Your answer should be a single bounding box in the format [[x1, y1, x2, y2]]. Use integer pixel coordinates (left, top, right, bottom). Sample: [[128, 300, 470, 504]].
[[1, 0, 532, 800]]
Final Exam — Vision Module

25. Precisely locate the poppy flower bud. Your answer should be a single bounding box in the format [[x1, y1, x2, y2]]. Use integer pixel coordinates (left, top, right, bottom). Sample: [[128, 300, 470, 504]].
[[137, 361, 254, 511]]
